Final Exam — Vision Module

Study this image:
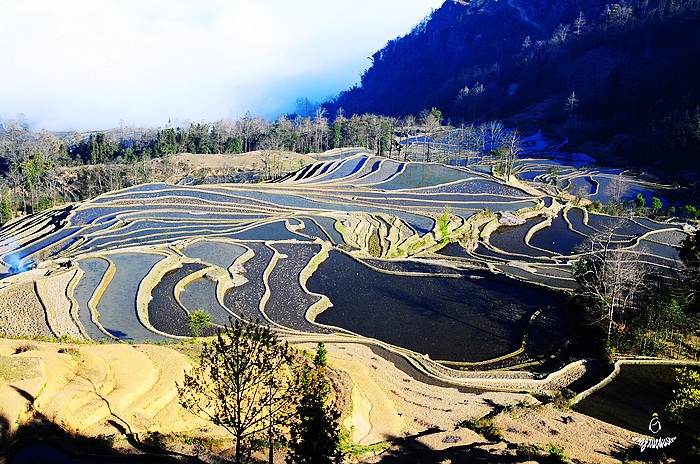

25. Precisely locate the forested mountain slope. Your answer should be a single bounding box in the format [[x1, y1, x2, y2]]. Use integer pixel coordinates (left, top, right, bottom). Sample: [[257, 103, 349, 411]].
[[325, 0, 700, 170]]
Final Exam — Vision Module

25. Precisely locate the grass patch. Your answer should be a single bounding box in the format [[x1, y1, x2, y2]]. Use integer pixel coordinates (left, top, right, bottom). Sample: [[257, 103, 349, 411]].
[[0, 356, 43, 382], [27, 381, 47, 412], [516, 443, 569, 463], [339, 430, 389, 457], [551, 388, 576, 411], [58, 347, 81, 361], [340, 440, 389, 458], [547, 442, 568, 462], [503, 399, 538, 418], [516, 443, 544, 460], [458, 417, 504, 442], [534, 388, 577, 411]]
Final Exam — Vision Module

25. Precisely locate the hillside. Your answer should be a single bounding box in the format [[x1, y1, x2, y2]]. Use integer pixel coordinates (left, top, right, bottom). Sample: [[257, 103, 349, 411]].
[[1, 338, 641, 463], [325, 0, 700, 171]]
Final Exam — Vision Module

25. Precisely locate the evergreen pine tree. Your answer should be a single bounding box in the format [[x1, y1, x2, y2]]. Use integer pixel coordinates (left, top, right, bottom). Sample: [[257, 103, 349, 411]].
[[314, 342, 328, 368], [286, 365, 341, 464]]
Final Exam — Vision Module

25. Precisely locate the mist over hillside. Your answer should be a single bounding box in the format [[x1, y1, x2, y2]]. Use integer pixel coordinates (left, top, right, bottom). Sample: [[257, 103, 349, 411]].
[[325, 0, 700, 173]]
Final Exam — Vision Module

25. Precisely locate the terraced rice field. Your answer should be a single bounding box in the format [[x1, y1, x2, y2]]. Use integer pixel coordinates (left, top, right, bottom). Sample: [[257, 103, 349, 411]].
[[0, 150, 691, 381], [575, 363, 700, 441]]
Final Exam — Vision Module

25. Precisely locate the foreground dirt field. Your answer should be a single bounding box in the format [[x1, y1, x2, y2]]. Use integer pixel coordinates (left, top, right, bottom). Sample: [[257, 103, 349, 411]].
[[0, 338, 638, 463]]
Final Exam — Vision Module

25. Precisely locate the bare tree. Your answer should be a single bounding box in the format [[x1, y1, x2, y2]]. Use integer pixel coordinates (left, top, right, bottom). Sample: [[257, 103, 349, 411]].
[[235, 113, 269, 153], [400, 115, 416, 161], [212, 118, 236, 154], [366, 114, 387, 156], [482, 120, 504, 164], [573, 223, 648, 339], [472, 123, 488, 162], [259, 139, 280, 180], [313, 108, 329, 154], [573, 11, 586, 35], [565, 91, 579, 114], [605, 3, 634, 27], [384, 116, 399, 159], [552, 23, 571, 43], [500, 129, 522, 182], [604, 176, 631, 215], [565, 91, 580, 151], [297, 116, 314, 154], [691, 106, 700, 141]]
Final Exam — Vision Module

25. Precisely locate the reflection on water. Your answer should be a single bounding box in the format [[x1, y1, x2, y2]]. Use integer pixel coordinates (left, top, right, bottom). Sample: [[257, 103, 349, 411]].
[[529, 215, 586, 255], [148, 263, 209, 337], [74, 258, 111, 340], [308, 251, 564, 362], [96, 253, 169, 342], [181, 240, 246, 271]]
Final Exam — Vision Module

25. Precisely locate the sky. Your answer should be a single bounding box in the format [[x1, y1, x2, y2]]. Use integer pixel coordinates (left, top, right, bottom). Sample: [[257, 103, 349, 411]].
[[0, 0, 444, 132]]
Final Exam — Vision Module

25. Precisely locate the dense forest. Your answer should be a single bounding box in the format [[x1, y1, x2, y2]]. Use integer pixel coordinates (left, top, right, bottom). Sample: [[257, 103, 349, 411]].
[[325, 0, 700, 169]]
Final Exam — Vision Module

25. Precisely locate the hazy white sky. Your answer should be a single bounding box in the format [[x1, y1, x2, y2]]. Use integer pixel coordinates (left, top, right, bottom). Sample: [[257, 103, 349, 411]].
[[0, 0, 444, 131]]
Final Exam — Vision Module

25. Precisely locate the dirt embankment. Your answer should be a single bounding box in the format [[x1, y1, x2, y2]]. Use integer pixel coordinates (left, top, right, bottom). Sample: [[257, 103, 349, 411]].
[[0, 339, 225, 442], [0, 279, 53, 339]]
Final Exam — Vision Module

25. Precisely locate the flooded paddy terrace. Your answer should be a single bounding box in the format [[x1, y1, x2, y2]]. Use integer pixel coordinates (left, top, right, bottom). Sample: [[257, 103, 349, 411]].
[[0, 149, 692, 390]]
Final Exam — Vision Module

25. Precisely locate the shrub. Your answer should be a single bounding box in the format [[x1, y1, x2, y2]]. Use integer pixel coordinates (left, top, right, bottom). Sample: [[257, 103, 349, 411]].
[[96, 434, 116, 447], [186, 309, 212, 338], [586, 200, 603, 212], [314, 342, 328, 368], [551, 388, 576, 411], [517, 443, 542, 460], [14, 343, 37, 354], [504, 399, 537, 417], [547, 442, 567, 461], [143, 431, 167, 449]]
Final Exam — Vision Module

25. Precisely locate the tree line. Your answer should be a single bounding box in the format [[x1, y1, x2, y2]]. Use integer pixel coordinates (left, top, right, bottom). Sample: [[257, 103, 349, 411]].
[[0, 111, 523, 225]]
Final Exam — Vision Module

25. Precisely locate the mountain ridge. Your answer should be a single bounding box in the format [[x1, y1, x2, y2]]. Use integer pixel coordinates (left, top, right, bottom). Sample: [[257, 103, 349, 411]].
[[324, 0, 700, 172]]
